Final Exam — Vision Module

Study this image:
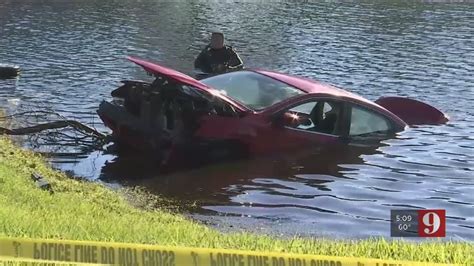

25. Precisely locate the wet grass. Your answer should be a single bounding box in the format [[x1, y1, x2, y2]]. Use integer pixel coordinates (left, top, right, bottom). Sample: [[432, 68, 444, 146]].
[[0, 137, 472, 265]]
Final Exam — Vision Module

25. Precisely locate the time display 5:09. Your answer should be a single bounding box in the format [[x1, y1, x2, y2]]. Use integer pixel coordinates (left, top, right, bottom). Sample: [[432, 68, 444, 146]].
[[395, 215, 413, 222]]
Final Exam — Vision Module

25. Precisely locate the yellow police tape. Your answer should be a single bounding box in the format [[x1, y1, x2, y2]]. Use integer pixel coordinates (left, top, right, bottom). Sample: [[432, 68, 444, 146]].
[[0, 237, 456, 266], [0, 255, 105, 266]]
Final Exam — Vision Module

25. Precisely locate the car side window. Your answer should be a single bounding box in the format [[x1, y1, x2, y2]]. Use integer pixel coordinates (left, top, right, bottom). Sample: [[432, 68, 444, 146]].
[[283, 100, 342, 135], [349, 106, 391, 136]]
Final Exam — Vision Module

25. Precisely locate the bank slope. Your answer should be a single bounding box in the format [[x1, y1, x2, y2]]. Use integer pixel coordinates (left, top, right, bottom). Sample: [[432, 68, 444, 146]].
[[0, 137, 471, 265]]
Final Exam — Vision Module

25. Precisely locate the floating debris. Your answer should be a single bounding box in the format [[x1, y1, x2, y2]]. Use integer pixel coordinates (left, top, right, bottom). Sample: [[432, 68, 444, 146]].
[[31, 173, 53, 194], [0, 64, 21, 79]]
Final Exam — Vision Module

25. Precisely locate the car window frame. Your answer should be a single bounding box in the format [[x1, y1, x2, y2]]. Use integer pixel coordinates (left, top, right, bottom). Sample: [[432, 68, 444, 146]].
[[270, 94, 401, 142], [345, 102, 397, 139], [271, 96, 347, 138]]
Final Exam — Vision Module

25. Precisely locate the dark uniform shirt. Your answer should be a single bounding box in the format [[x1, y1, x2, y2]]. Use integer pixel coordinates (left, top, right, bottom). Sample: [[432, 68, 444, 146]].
[[194, 45, 243, 74]]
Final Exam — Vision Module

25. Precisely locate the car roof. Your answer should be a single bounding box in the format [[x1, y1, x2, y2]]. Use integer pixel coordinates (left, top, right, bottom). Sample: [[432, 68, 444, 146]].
[[252, 69, 407, 126], [253, 69, 375, 105]]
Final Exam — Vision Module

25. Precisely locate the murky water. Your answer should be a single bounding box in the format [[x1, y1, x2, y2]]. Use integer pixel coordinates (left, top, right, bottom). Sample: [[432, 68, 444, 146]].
[[0, 0, 473, 240]]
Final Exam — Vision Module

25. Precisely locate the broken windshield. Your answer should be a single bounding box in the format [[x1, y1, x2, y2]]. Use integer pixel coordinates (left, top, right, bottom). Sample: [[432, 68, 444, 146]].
[[200, 71, 305, 110]]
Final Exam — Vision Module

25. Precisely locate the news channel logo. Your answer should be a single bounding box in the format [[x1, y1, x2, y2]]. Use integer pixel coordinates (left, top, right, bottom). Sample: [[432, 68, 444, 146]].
[[390, 209, 446, 237]]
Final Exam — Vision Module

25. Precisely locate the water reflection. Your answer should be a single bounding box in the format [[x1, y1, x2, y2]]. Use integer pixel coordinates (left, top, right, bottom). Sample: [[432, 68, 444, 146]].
[[99, 142, 376, 204]]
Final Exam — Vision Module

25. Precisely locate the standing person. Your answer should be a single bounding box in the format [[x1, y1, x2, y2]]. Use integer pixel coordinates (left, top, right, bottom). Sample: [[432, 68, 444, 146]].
[[194, 31, 244, 75]]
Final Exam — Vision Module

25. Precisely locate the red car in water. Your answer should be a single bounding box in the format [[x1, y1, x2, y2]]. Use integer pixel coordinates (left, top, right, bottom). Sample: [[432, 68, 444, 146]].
[[97, 57, 448, 163]]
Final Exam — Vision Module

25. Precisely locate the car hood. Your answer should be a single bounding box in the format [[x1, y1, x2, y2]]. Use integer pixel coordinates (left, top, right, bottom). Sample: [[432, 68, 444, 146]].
[[127, 56, 249, 112]]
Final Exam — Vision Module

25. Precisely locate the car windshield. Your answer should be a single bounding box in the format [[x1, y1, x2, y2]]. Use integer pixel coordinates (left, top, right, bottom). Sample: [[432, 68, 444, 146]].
[[200, 71, 305, 110]]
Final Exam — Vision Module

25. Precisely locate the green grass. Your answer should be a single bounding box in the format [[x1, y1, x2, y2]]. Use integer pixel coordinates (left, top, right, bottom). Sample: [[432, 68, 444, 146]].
[[0, 137, 472, 265]]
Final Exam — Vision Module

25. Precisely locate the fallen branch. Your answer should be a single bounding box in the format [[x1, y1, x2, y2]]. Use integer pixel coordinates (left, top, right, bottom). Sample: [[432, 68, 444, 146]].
[[0, 120, 106, 139], [0, 110, 61, 120], [0, 108, 109, 153]]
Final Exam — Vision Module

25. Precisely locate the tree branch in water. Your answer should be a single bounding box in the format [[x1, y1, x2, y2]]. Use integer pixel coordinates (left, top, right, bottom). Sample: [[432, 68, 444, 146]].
[[0, 120, 106, 139]]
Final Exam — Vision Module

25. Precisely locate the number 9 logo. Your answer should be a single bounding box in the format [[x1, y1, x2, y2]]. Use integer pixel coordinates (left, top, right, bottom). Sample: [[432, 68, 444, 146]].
[[422, 212, 440, 234], [418, 209, 446, 237]]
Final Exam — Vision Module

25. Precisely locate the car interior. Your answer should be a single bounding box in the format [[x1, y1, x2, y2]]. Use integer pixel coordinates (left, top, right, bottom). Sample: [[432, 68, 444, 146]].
[[283, 101, 342, 136]]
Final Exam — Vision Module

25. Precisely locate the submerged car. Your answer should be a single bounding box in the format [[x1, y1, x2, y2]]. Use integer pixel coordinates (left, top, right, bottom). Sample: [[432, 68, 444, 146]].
[[97, 56, 448, 163]]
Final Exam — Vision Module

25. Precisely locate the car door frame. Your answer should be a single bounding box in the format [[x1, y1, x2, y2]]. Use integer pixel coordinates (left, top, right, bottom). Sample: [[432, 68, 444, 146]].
[[263, 92, 406, 147], [267, 94, 351, 144], [340, 100, 404, 145]]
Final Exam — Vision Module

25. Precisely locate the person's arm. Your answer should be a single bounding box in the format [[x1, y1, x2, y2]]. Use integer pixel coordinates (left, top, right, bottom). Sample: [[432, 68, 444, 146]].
[[226, 47, 244, 70]]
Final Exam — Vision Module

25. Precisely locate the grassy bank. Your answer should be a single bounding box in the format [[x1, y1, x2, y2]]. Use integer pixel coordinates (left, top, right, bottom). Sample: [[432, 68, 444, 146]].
[[0, 137, 472, 265]]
